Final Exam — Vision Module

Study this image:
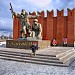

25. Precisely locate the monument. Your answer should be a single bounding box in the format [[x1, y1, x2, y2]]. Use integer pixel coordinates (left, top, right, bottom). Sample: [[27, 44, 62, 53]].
[[6, 3, 74, 48], [6, 3, 50, 49]]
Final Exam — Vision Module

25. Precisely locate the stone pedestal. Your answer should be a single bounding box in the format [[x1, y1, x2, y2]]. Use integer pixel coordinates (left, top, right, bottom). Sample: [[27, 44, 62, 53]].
[[6, 39, 50, 50], [27, 37, 42, 41]]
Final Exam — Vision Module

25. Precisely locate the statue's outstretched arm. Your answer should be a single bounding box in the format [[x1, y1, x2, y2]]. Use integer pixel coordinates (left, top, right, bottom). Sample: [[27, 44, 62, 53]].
[[28, 15, 40, 19]]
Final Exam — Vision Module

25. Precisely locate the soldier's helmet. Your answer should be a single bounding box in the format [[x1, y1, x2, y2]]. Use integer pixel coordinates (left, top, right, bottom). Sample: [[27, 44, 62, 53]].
[[21, 9, 26, 12], [33, 19, 38, 22]]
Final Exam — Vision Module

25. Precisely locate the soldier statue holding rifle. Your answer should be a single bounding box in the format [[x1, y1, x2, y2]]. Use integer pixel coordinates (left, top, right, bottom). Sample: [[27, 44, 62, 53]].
[[9, 3, 40, 38]]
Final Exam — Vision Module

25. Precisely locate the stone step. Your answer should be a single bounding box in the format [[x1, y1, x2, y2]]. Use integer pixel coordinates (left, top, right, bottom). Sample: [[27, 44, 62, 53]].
[[0, 49, 56, 57], [64, 54, 75, 66], [0, 56, 69, 67], [0, 48, 74, 66], [56, 50, 75, 66], [0, 53, 63, 64], [56, 50, 72, 58], [59, 50, 75, 63], [60, 51, 75, 63], [0, 51, 59, 60]]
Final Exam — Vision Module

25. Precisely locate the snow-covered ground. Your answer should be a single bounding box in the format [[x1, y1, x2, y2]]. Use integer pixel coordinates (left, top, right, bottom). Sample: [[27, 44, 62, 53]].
[[0, 41, 6, 45], [0, 59, 75, 75], [0, 41, 6, 47]]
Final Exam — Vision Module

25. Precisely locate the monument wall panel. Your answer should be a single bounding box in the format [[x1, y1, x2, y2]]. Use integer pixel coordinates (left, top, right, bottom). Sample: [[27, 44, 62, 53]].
[[56, 17, 64, 44], [53, 17, 57, 38], [13, 16, 19, 39], [67, 16, 74, 45]]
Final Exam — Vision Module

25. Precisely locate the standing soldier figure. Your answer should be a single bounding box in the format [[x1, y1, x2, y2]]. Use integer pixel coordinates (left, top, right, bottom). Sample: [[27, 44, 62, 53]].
[[14, 9, 39, 38], [18, 9, 31, 38], [9, 3, 40, 38]]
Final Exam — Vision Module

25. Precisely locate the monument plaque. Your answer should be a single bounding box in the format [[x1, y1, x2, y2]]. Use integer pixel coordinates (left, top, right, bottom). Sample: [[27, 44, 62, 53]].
[[6, 40, 50, 49]]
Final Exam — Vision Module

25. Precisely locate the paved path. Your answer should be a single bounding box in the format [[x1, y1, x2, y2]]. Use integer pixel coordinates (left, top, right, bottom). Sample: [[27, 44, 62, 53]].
[[0, 59, 75, 75]]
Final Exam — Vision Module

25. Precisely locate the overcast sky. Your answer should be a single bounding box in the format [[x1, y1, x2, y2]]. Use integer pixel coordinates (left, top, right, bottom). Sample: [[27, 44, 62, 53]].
[[0, 0, 75, 33]]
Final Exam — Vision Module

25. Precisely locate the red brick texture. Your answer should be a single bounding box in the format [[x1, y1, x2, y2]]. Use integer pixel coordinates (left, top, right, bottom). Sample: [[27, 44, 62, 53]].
[[46, 10, 54, 40], [13, 9, 75, 45], [67, 9, 74, 44], [13, 16, 19, 39], [53, 17, 57, 39], [56, 10, 64, 44], [37, 11, 44, 39], [43, 17, 47, 39]]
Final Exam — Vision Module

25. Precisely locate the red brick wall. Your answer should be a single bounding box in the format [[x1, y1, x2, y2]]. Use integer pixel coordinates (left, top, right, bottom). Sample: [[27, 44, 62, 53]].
[[13, 9, 74, 45], [37, 11, 44, 39], [53, 17, 57, 38], [43, 17, 47, 39], [67, 9, 74, 44], [46, 10, 54, 40], [74, 9, 75, 41], [13, 16, 19, 39], [64, 16, 68, 38], [56, 10, 64, 44]]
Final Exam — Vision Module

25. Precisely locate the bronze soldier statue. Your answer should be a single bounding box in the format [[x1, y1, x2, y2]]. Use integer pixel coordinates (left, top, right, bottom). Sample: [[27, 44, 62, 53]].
[[18, 9, 31, 38], [32, 19, 42, 39], [9, 3, 39, 38]]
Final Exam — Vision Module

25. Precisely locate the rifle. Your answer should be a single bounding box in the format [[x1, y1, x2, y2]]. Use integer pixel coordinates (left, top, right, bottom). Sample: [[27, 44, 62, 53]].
[[9, 3, 15, 18]]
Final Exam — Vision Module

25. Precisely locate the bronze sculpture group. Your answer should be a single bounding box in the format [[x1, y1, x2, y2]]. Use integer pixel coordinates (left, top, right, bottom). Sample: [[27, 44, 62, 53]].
[[10, 3, 42, 39]]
